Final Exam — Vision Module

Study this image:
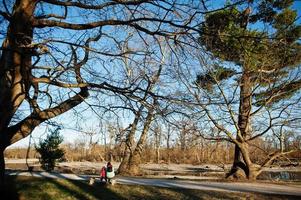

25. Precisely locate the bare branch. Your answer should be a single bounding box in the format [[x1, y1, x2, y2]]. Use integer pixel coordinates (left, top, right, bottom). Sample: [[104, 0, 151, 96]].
[[6, 88, 89, 145], [41, 0, 152, 10]]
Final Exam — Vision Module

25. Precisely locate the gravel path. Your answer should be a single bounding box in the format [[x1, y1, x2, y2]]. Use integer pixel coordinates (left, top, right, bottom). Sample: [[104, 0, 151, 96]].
[[8, 171, 301, 197]]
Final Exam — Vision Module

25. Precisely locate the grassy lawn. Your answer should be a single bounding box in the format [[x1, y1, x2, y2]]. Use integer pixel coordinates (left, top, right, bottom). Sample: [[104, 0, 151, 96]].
[[2, 175, 298, 200]]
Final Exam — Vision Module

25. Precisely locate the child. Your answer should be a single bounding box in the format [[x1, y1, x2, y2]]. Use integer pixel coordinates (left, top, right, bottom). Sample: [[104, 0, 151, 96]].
[[106, 162, 115, 184], [100, 166, 107, 182]]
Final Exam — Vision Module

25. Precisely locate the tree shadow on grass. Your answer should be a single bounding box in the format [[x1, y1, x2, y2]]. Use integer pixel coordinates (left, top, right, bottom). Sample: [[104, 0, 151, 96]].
[[45, 178, 126, 200], [2, 175, 20, 200], [141, 185, 204, 200], [2, 175, 240, 200], [4, 175, 125, 200], [4, 176, 54, 199], [9, 175, 298, 200]]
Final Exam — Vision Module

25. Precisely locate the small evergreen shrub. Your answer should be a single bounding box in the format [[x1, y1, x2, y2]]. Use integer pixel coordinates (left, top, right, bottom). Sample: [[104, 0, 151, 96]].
[[35, 128, 65, 171]]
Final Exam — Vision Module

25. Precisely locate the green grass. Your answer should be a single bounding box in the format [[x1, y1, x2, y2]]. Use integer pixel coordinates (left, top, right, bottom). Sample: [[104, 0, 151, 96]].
[[2, 175, 298, 200]]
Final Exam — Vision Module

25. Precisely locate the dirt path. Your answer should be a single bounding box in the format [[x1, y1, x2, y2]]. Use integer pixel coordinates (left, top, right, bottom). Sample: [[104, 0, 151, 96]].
[[8, 171, 301, 197]]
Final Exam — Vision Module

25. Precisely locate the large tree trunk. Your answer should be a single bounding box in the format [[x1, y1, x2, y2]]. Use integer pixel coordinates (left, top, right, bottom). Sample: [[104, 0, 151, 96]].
[[120, 107, 154, 175], [240, 142, 260, 180], [0, 0, 36, 186], [227, 71, 257, 180], [127, 109, 154, 175], [227, 143, 259, 180], [0, 1, 90, 185], [118, 106, 143, 175], [118, 135, 135, 174], [226, 144, 246, 179], [0, 1, 34, 130]]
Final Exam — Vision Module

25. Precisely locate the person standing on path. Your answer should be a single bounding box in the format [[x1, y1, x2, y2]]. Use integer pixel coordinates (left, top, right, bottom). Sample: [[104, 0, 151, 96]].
[[106, 162, 115, 184]]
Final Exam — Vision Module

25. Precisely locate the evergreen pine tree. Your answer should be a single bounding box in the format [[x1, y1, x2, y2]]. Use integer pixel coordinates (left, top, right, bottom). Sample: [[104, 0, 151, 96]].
[[198, 0, 301, 179], [36, 128, 65, 172]]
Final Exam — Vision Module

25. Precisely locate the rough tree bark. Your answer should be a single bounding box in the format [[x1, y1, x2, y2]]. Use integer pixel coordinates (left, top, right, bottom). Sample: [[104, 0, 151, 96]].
[[0, 0, 89, 185], [127, 106, 155, 175], [227, 71, 258, 180], [118, 106, 143, 174], [0, 0, 36, 185], [118, 66, 161, 175]]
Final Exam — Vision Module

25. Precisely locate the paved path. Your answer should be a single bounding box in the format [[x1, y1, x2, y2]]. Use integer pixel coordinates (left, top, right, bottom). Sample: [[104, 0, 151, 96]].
[[8, 171, 301, 197], [117, 177, 301, 196]]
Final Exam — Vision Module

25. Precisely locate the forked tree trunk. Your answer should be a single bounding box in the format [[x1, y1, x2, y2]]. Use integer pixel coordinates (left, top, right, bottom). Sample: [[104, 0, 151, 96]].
[[118, 106, 143, 175], [226, 144, 246, 179], [121, 107, 154, 175], [227, 71, 257, 180], [227, 142, 259, 180], [240, 142, 260, 180], [118, 134, 135, 174]]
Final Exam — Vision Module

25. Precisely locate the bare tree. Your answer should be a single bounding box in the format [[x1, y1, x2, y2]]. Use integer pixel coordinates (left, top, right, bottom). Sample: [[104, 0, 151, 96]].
[[0, 0, 207, 184], [117, 64, 161, 174]]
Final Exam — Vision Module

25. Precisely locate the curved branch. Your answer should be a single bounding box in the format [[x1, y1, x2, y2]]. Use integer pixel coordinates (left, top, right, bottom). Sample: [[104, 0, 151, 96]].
[[6, 88, 89, 145], [0, 10, 10, 21], [258, 150, 297, 174], [41, 0, 151, 10], [33, 17, 198, 35]]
